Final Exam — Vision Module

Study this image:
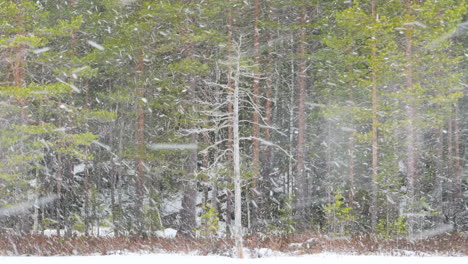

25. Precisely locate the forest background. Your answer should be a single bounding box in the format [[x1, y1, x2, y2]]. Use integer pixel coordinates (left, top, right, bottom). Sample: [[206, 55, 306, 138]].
[[0, 0, 467, 255]]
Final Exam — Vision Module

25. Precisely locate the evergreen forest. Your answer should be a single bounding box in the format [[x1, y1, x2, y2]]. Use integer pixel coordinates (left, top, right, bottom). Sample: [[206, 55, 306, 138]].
[[0, 0, 467, 256]]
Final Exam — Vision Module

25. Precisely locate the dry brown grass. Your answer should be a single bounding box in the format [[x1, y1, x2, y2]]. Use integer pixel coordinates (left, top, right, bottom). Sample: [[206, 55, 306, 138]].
[[244, 232, 468, 256], [0, 232, 466, 256]]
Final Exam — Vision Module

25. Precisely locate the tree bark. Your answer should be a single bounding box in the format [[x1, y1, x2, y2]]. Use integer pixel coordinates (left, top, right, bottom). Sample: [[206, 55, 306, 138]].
[[179, 11, 199, 235], [404, 0, 417, 236], [180, 138, 197, 236], [109, 126, 119, 236], [348, 125, 355, 205], [225, 1, 234, 237], [233, 36, 244, 259], [295, 8, 308, 228], [261, 31, 274, 222], [454, 102, 461, 199], [434, 127, 444, 224], [56, 104, 63, 237], [250, 0, 261, 230], [370, 0, 379, 230], [83, 73, 90, 236], [288, 37, 295, 199], [135, 54, 146, 236]]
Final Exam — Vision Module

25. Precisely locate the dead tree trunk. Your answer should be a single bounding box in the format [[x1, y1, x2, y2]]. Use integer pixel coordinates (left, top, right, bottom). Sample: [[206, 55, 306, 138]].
[[233, 36, 244, 259], [225, 2, 235, 237]]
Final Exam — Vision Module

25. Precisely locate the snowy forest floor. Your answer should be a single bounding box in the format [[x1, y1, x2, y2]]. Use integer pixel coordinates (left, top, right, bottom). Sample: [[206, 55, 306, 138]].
[[1, 253, 468, 264], [0, 232, 466, 257]]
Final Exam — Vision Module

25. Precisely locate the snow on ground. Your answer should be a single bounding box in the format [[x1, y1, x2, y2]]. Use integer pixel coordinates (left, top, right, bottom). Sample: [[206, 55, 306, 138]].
[[0, 253, 466, 264], [43, 227, 115, 237], [154, 227, 178, 238]]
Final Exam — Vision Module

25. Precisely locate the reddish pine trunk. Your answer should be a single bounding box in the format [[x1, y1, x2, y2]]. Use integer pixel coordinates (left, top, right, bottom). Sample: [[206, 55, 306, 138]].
[[250, 0, 261, 229], [295, 8, 308, 224], [252, 0, 260, 171]]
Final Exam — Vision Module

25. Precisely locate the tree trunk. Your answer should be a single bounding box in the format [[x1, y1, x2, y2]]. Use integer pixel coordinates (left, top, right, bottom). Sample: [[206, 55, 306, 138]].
[[454, 102, 461, 199], [448, 116, 453, 178], [346, 61, 356, 205], [56, 106, 63, 237], [233, 36, 244, 259], [83, 80, 91, 236], [261, 31, 274, 223], [64, 159, 74, 237], [404, 0, 417, 236], [370, 0, 379, 230], [348, 128, 355, 205], [109, 126, 119, 236], [180, 17, 199, 234], [225, 1, 234, 237], [205, 131, 220, 214], [250, 0, 261, 231], [135, 54, 146, 236], [32, 169, 40, 235], [180, 139, 197, 236], [295, 8, 308, 228], [434, 127, 445, 224], [288, 38, 295, 199]]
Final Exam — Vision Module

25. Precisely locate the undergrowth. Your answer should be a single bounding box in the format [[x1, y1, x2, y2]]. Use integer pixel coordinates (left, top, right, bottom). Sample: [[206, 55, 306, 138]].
[[0, 232, 466, 256]]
